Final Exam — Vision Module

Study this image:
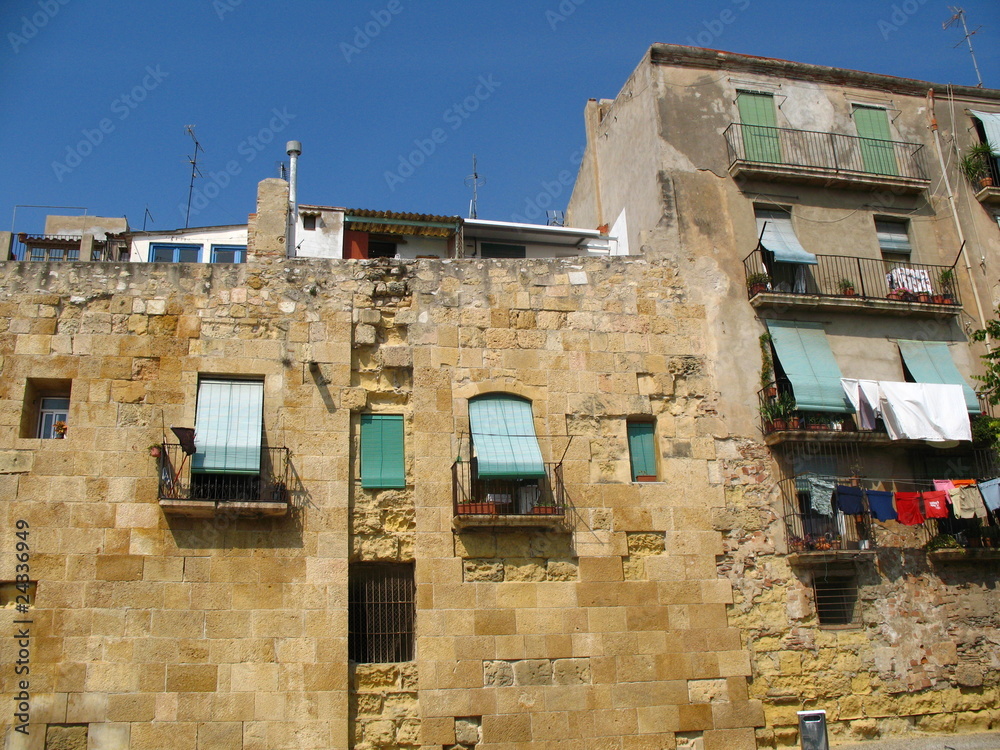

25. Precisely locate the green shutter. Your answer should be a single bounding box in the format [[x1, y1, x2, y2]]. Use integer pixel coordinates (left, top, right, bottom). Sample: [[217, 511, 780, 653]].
[[192, 379, 264, 474], [853, 106, 898, 176], [766, 321, 851, 413], [360, 414, 406, 489], [627, 422, 656, 480], [897, 341, 980, 414], [738, 92, 781, 164], [469, 395, 546, 479]]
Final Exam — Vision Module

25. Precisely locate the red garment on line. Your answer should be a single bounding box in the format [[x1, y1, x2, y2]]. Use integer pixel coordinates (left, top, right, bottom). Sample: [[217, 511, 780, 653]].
[[894, 492, 925, 525], [921, 491, 949, 519]]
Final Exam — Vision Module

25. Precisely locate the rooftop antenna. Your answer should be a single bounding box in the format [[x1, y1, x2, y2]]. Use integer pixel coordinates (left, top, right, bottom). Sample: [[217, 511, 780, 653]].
[[183, 125, 204, 228], [465, 154, 485, 219], [944, 7, 984, 88], [276, 161, 288, 180], [142, 205, 154, 231]]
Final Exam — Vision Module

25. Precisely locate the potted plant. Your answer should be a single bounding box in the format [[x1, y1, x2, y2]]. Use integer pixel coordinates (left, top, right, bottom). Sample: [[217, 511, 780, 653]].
[[747, 272, 770, 296], [926, 533, 961, 551], [759, 333, 776, 397], [837, 278, 856, 296], [759, 400, 778, 432], [789, 536, 806, 552], [937, 268, 956, 304], [53, 420, 67, 438], [959, 142, 997, 189]]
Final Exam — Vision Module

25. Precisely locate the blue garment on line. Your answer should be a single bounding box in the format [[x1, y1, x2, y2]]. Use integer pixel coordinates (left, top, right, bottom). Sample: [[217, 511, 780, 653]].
[[977, 478, 1000, 512], [866, 490, 897, 522], [808, 476, 836, 516], [835, 485, 865, 515]]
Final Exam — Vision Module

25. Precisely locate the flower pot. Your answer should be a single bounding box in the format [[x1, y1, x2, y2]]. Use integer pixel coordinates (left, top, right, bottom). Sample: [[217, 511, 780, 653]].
[[772, 418, 787, 431], [635, 475, 658, 482], [917, 293, 930, 303], [457, 502, 496, 515], [750, 283, 768, 296], [932, 295, 945, 304], [765, 386, 778, 399], [788, 417, 802, 430], [841, 288, 856, 296], [981, 176, 995, 189], [532, 505, 559, 515]]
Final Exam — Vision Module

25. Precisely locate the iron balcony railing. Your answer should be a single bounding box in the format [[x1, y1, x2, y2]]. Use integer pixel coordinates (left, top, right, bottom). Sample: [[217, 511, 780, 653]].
[[758, 382, 866, 438], [744, 248, 962, 307], [778, 478, 875, 552], [724, 123, 930, 182], [10, 233, 128, 262], [157, 443, 290, 505], [452, 460, 566, 517]]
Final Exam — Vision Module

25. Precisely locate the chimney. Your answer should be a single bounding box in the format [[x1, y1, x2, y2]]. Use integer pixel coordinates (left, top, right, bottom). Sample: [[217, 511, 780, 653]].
[[286, 140, 301, 258]]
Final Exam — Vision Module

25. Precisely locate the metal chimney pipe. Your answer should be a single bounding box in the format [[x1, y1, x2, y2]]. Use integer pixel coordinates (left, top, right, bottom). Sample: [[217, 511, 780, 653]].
[[286, 140, 301, 257]]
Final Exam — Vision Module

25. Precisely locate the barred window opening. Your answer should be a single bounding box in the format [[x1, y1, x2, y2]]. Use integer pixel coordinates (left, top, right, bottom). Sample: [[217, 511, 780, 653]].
[[349, 563, 415, 663]]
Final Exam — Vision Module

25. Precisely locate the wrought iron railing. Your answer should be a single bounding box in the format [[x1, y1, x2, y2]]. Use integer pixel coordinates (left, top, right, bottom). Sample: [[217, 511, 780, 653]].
[[744, 248, 962, 307], [452, 461, 565, 516], [724, 123, 929, 182], [757, 383, 861, 437], [10, 234, 126, 262], [778, 479, 874, 551], [157, 443, 290, 505]]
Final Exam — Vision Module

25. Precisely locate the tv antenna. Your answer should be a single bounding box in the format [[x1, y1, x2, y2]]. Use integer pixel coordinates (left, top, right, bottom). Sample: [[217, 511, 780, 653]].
[[142, 205, 154, 231], [465, 154, 485, 219], [183, 125, 204, 228], [944, 7, 984, 88]]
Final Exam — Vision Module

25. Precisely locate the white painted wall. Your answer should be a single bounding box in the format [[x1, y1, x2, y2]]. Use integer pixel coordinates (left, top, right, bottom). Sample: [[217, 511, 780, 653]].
[[130, 226, 248, 263]]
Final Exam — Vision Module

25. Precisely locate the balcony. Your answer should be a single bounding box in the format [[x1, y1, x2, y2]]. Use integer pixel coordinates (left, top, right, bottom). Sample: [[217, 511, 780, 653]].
[[724, 123, 930, 192], [10, 233, 128, 262], [157, 443, 290, 518], [451, 460, 567, 530], [744, 249, 962, 316]]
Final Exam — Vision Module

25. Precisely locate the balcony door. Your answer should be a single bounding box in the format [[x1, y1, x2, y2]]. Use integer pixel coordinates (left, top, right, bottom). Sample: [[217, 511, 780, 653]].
[[853, 105, 899, 176], [737, 91, 781, 164]]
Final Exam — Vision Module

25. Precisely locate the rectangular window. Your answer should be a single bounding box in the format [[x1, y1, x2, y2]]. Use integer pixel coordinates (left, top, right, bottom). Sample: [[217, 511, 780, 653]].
[[192, 379, 264, 474], [853, 105, 898, 176], [150, 243, 201, 263], [480, 243, 526, 259], [627, 421, 656, 481], [349, 564, 415, 663], [737, 91, 781, 163], [210, 245, 246, 263], [813, 574, 859, 627], [368, 241, 397, 259], [21, 379, 72, 439], [875, 218, 912, 263], [302, 214, 317, 231], [360, 414, 406, 489]]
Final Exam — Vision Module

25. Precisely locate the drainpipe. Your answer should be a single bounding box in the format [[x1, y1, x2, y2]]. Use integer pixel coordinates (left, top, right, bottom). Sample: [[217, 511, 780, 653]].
[[927, 89, 988, 336], [286, 140, 301, 258]]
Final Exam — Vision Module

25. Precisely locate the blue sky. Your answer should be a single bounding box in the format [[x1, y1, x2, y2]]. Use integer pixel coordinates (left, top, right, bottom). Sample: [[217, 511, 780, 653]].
[[1, 0, 998, 234]]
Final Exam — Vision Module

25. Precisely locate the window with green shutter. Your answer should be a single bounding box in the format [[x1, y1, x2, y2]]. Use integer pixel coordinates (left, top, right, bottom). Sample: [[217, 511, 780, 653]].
[[737, 91, 781, 164], [360, 414, 406, 489], [627, 420, 656, 481], [853, 106, 898, 176]]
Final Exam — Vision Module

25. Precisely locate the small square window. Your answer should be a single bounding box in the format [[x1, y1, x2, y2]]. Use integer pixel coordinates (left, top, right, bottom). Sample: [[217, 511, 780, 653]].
[[302, 214, 317, 231], [210, 245, 246, 263], [349, 563, 415, 663], [21, 379, 71, 439], [813, 574, 859, 627]]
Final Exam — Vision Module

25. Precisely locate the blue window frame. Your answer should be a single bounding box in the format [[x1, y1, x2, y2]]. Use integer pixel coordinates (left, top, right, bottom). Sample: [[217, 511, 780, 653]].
[[211, 245, 247, 263], [150, 243, 201, 263]]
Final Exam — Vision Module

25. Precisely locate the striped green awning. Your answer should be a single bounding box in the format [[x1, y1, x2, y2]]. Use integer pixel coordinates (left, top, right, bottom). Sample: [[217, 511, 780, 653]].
[[192, 379, 264, 474], [898, 340, 980, 414], [469, 395, 546, 479], [767, 320, 851, 413]]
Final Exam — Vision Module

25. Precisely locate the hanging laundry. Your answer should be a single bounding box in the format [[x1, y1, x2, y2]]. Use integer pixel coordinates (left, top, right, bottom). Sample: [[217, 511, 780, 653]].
[[835, 485, 865, 515], [894, 492, 925, 525], [977, 478, 1000, 513], [921, 491, 949, 519], [808, 476, 836, 516], [877, 382, 972, 442], [866, 490, 897, 522], [951, 486, 989, 519], [933, 479, 956, 494]]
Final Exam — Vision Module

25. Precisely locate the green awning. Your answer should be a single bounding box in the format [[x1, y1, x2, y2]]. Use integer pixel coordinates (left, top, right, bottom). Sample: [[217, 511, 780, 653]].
[[192, 379, 264, 474], [766, 320, 851, 413], [971, 111, 1000, 153], [469, 395, 546, 479], [756, 210, 818, 266], [897, 340, 980, 414]]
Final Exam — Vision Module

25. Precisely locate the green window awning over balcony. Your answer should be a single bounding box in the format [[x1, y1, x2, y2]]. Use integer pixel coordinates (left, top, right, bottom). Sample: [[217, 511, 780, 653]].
[[192, 379, 264, 474], [469, 394, 546, 479], [360, 414, 406, 489], [971, 111, 1000, 153], [756, 210, 818, 265], [897, 340, 980, 414], [766, 320, 851, 413]]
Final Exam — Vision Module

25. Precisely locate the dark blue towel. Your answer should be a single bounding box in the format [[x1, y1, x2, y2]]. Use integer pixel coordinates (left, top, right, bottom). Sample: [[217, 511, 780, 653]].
[[866, 490, 897, 521], [836, 485, 865, 515]]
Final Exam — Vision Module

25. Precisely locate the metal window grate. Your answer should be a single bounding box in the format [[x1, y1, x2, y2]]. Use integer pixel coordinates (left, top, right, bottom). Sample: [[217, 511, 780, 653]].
[[813, 574, 859, 626], [348, 564, 415, 663]]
